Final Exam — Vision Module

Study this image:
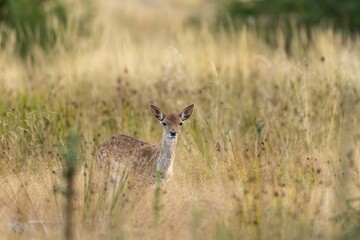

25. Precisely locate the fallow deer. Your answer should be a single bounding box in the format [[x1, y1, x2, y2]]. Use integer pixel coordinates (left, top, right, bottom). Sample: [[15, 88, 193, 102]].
[[97, 104, 195, 186]]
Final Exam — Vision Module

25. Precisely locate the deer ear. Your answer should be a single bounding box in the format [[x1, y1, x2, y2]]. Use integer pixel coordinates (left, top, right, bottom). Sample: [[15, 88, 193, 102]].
[[149, 104, 164, 121], [179, 104, 195, 121]]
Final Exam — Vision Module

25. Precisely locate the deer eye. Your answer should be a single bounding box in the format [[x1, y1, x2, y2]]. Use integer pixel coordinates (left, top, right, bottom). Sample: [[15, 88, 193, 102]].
[[162, 122, 167, 126], [179, 122, 183, 126]]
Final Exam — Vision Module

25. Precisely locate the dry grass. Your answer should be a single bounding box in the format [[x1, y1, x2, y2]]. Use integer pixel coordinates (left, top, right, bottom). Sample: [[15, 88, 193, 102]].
[[1, 0, 360, 239]]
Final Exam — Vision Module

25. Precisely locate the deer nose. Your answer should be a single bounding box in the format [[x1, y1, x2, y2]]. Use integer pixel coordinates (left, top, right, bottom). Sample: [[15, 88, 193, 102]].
[[170, 130, 177, 137]]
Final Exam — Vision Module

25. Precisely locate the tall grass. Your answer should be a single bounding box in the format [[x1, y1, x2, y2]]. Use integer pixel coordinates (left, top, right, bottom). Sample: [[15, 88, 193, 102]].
[[0, 0, 359, 239]]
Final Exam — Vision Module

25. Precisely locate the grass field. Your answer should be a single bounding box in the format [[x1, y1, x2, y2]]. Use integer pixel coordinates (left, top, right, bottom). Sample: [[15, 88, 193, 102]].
[[1, 0, 360, 239]]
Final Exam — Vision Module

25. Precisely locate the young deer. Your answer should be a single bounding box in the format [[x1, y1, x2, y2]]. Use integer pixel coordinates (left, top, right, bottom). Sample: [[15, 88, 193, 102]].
[[97, 104, 195, 186]]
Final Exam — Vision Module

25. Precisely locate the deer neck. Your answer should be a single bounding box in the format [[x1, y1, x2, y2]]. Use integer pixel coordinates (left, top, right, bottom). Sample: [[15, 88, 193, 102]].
[[156, 136, 177, 178]]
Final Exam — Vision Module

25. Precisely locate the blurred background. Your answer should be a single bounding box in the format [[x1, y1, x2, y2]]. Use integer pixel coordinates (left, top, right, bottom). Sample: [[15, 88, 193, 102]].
[[1, 0, 360, 57]]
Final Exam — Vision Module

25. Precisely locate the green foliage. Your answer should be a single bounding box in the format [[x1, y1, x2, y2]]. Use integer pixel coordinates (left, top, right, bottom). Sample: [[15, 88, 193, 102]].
[[61, 131, 83, 173], [0, 0, 94, 57], [0, 0, 67, 56], [216, 0, 360, 52], [217, 0, 360, 32]]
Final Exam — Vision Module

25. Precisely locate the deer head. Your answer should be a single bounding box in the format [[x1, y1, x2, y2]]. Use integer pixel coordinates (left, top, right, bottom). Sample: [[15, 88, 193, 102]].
[[149, 104, 195, 142]]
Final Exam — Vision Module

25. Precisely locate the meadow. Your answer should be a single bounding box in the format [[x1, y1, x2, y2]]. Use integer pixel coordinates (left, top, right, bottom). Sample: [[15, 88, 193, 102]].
[[1, 0, 360, 239]]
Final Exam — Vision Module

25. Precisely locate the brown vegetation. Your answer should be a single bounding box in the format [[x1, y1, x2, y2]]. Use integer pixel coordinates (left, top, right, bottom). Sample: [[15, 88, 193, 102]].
[[1, 0, 360, 239]]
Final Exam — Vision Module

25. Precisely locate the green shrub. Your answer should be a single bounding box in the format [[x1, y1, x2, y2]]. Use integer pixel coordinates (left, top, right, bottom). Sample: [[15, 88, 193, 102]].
[[0, 0, 68, 56], [216, 0, 360, 32], [215, 0, 360, 52], [0, 0, 94, 57]]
